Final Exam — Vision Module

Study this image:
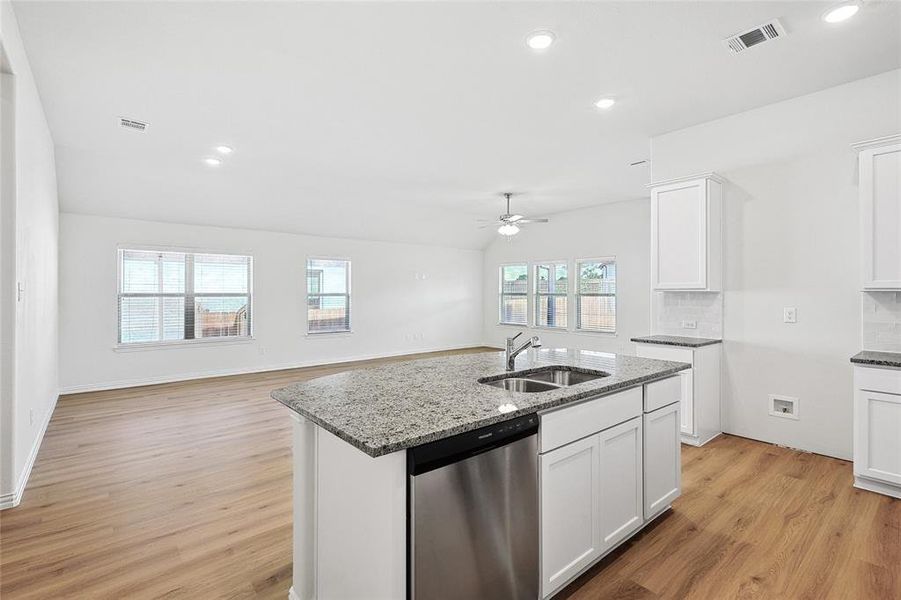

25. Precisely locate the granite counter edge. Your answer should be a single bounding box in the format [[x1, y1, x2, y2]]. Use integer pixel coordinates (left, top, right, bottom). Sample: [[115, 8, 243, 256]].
[[271, 364, 689, 458]]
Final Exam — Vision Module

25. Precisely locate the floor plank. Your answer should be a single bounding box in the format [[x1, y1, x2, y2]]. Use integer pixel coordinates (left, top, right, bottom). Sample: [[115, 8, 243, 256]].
[[1, 349, 899, 599]]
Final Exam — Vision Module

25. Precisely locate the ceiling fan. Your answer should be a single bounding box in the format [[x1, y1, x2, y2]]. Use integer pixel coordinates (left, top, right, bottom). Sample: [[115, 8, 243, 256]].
[[480, 193, 549, 236]]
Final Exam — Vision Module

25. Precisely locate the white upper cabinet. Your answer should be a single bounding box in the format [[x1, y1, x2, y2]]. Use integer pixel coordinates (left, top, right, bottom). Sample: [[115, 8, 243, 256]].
[[856, 135, 901, 290], [650, 174, 723, 291]]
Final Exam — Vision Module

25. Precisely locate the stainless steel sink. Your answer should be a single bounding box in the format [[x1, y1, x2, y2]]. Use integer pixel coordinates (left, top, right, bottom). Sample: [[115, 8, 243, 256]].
[[478, 366, 609, 393], [481, 378, 561, 393], [524, 368, 607, 386]]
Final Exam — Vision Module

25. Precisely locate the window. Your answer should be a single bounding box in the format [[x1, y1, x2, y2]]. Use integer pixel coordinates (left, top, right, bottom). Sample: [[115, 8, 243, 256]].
[[576, 259, 616, 332], [499, 264, 528, 325], [535, 262, 568, 328], [307, 258, 350, 333], [118, 249, 252, 345]]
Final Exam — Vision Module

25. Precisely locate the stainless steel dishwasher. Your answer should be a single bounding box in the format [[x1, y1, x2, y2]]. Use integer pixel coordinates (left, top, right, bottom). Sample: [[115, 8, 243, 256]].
[[408, 413, 539, 600]]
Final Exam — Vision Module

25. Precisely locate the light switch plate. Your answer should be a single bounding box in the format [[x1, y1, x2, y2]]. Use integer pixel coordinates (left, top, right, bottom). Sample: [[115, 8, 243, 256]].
[[783, 307, 797, 323]]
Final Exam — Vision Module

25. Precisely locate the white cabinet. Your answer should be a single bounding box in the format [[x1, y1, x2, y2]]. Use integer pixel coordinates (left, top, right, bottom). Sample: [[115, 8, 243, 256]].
[[643, 402, 681, 519], [853, 366, 901, 499], [635, 342, 721, 446], [597, 417, 643, 551], [650, 174, 723, 291], [539, 416, 643, 599], [855, 135, 901, 290], [540, 435, 601, 599]]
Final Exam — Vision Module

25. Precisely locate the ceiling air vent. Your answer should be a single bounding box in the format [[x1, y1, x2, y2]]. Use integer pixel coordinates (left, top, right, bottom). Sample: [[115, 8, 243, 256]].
[[118, 117, 148, 133], [723, 19, 786, 54]]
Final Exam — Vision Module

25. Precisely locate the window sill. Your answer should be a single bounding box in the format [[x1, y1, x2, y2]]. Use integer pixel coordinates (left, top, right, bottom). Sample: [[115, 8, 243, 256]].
[[572, 329, 617, 337], [305, 330, 354, 338], [114, 337, 255, 352], [497, 323, 529, 328]]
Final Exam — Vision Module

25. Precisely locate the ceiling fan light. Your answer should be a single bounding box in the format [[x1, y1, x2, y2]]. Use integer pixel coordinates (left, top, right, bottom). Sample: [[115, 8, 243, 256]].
[[498, 223, 520, 236]]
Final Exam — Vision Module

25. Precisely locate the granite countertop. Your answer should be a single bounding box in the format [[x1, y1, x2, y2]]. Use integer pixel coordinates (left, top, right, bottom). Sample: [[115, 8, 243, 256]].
[[272, 348, 690, 457], [631, 335, 723, 348], [850, 350, 901, 368]]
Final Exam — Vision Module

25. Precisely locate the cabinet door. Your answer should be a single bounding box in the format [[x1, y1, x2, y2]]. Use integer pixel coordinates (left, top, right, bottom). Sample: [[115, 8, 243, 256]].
[[860, 142, 901, 289], [651, 179, 707, 290], [854, 389, 901, 485], [597, 417, 643, 552], [540, 435, 601, 599], [643, 403, 682, 519], [680, 369, 695, 436]]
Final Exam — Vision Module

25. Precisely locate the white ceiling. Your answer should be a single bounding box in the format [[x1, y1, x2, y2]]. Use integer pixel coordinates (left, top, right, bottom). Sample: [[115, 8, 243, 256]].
[[12, 1, 901, 249]]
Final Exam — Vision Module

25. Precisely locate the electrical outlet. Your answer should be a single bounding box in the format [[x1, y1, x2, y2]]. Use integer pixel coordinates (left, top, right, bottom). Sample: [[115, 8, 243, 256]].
[[783, 307, 797, 323], [681, 320, 698, 330], [769, 394, 799, 420]]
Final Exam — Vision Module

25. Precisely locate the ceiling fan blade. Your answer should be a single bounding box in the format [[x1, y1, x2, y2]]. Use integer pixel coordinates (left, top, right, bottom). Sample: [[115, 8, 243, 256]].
[[515, 218, 549, 224], [507, 214, 524, 222]]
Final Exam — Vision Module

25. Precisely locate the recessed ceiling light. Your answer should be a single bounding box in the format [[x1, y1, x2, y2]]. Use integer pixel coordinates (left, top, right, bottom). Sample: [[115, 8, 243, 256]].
[[204, 157, 222, 166], [823, 2, 860, 23], [215, 145, 233, 154], [526, 30, 556, 51], [595, 98, 616, 109]]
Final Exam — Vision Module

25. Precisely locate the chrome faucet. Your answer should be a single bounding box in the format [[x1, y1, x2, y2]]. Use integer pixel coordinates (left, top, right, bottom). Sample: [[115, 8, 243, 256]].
[[505, 333, 542, 371]]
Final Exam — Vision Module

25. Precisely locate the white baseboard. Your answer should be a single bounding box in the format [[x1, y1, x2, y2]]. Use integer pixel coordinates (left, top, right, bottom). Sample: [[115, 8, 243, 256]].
[[288, 586, 301, 600], [854, 476, 901, 499], [0, 393, 58, 510], [59, 344, 492, 395]]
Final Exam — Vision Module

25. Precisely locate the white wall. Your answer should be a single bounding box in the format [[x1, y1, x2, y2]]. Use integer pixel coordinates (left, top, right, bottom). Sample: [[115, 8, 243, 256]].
[[59, 213, 483, 392], [0, 1, 59, 508], [481, 199, 650, 355], [651, 69, 901, 460]]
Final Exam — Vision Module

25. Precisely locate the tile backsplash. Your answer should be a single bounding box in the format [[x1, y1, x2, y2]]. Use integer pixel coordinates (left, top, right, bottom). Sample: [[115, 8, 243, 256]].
[[653, 291, 723, 339], [861, 291, 901, 352]]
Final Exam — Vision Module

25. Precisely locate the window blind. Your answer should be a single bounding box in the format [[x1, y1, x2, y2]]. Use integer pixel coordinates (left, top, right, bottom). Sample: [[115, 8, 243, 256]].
[[576, 259, 616, 332], [307, 258, 351, 333], [118, 250, 252, 344], [535, 262, 568, 328], [499, 264, 528, 325]]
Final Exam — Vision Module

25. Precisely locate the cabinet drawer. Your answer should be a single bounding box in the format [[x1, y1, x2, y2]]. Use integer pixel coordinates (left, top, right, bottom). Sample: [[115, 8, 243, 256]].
[[540, 388, 642, 453], [644, 376, 681, 413], [855, 366, 901, 395], [635, 344, 694, 365]]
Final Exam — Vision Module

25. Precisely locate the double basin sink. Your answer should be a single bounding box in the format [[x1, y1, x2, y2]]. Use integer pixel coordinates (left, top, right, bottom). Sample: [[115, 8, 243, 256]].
[[478, 366, 609, 393]]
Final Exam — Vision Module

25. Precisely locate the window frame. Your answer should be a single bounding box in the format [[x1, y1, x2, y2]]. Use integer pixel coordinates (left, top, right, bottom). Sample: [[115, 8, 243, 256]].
[[116, 247, 254, 348], [498, 263, 530, 327], [306, 257, 352, 335], [575, 256, 616, 334], [533, 260, 569, 330]]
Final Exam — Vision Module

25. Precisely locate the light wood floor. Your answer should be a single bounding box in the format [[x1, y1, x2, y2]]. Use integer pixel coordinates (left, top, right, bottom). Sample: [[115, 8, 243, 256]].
[[1, 347, 898, 599]]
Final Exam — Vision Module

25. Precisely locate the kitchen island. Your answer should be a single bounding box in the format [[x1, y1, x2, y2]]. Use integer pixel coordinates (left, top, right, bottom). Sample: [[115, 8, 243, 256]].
[[273, 348, 690, 600]]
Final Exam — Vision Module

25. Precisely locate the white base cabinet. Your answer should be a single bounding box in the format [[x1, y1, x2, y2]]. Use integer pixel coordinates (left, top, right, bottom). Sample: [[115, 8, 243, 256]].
[[643, 401, 681, 519], [853, 366, 901, 499], [597, 418, 644, 550], [635, 342, 721, 446], [539, 417, 642, 599], [540, 435, 601, 597], [539, 378, 681, 599]]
